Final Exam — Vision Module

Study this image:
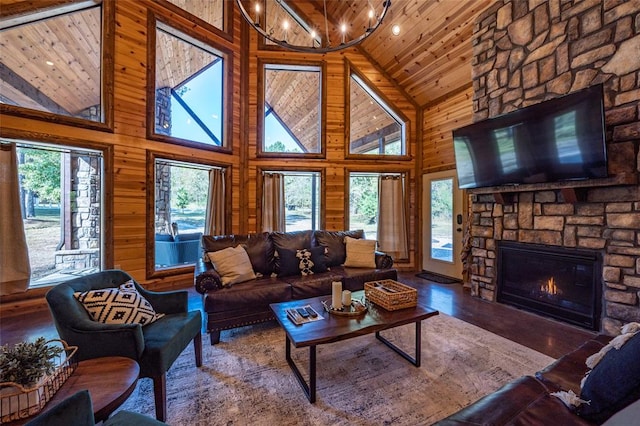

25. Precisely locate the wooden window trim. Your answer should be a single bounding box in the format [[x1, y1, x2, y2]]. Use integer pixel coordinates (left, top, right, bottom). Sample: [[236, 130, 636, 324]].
[[146, 11, 234, 154], [146, 150, 233, 280], [0, 0, 115, 133], [344, 60, 411, 161]]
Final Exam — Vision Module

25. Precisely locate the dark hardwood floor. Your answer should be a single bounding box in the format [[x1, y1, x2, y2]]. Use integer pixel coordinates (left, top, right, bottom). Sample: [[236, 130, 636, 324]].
[[0, 271, 596, 358]]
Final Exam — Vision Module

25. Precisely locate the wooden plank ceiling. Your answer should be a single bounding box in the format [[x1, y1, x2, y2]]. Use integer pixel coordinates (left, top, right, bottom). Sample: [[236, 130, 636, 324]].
[[0, 0, 494, 144]]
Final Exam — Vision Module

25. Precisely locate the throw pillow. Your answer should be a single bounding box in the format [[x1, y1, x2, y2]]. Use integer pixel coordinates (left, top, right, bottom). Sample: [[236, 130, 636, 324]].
[[277, 248, 303, 277], [74, 281, 164, 325], [207, 245, 256, 286], [277, 247, 329, 277], [343, 236, 376, 268], [314, 230, 365, 267], [578, 331, 640, 423]]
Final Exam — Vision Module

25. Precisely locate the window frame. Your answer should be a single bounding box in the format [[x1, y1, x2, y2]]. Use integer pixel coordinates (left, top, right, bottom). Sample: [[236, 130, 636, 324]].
[[344, 61, 410, 160], [147, 12, 233, 153], [257, 59, 327, 159], [155, 0, 233, 42], [257, 166, 325, 232], [146, 150, 232, 279], [1, 132, 114, 286], [0, 0, 115, 132]]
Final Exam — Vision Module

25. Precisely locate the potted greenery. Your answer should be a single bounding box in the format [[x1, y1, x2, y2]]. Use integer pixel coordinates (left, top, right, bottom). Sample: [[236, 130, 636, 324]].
[[1, 337, 64, 420]]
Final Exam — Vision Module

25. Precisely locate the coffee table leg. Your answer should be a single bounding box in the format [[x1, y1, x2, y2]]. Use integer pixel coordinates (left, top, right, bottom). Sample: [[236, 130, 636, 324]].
[[285, 335, 317, 403], [375, 320, 422, 367]]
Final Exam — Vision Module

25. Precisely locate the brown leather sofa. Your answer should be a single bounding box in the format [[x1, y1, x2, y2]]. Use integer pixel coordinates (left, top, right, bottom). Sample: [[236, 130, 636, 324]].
[[194, 229, 397, 344], [435, 334, 640, 425]]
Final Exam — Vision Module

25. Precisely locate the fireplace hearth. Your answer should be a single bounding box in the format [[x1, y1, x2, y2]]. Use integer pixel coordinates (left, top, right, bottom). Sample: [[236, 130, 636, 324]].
[[497, 242, 602, 331]]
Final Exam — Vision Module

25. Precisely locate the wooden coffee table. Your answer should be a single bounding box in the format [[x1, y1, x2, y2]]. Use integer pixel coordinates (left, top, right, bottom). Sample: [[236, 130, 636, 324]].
[[8, 356, 139, 425], [270, 290, 439, 403]]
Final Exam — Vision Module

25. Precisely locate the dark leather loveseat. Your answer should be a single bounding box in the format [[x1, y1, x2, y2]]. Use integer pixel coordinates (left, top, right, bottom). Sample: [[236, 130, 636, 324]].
[[194, 229, 397, 344], [435, 333, 640, 425]]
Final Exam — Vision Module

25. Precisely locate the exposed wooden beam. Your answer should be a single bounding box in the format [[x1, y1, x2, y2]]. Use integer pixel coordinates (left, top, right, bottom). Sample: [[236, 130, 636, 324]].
[[0, 63, 71, 116]]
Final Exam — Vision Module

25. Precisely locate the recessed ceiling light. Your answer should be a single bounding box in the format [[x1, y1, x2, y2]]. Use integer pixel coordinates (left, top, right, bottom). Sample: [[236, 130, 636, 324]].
[[45, 60, 54, 66], [392, 25, 400, 36]]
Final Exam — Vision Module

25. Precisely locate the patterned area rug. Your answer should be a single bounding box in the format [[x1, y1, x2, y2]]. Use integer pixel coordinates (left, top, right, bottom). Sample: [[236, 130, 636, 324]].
[[118, 314, 554, 425]]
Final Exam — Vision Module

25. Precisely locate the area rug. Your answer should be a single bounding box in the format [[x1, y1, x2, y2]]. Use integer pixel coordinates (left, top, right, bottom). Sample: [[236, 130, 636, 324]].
[[416, 271, 462, 284], [118, 314, 554, 425]]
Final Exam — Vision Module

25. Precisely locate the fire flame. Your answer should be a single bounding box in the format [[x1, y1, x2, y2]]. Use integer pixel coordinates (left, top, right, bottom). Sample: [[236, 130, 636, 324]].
[[541, 277, 561, 295]]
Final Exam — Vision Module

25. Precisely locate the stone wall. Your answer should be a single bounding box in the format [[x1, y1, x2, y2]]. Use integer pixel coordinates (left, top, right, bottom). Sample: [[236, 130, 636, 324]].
[[470, 0, 640, 333]]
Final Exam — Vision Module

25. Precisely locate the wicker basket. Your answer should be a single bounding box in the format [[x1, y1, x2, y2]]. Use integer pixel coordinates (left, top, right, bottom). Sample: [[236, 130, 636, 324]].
[[364, 279, 418, 311], [0, 340, 77, 423]]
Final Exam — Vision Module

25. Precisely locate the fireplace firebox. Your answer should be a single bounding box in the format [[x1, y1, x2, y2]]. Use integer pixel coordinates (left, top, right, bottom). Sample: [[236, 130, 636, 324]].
[[497, 242, 602, 331]]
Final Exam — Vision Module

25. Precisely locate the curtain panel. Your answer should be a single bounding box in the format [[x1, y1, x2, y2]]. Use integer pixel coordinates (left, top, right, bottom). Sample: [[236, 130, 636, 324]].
[[0, 143, 31, 295], [377, 175, 408, 260], [262, 173, 285, 232], [204, 168, 225, 236]]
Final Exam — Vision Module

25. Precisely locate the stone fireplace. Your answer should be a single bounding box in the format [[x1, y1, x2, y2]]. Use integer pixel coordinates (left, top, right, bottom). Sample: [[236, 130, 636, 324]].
[[497, 241, 602, 330], [468, 0, 640, 334]]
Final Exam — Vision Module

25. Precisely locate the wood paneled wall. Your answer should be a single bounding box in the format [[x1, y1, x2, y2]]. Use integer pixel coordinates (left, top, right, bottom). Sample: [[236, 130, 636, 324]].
[[1, 0, 421, 303], [422, 86, 474, 175]]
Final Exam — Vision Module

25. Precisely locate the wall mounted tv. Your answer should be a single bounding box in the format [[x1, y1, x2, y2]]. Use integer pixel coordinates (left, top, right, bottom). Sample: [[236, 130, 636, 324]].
[[452, 84, 607, 189]]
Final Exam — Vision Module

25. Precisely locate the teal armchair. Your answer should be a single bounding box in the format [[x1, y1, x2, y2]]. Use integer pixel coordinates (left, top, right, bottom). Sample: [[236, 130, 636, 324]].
[[45, 270, 202, 422], [25, 390, 166, 426]]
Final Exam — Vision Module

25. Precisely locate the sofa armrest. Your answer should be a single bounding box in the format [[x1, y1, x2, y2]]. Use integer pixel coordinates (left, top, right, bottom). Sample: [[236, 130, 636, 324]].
[[375, 251, 394, 269], [194, 258, 223, 294]]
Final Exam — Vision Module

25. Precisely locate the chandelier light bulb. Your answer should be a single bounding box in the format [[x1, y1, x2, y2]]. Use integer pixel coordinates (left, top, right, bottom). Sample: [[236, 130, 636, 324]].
[[368, 9, 374, 28], [254, 3, 261, 25]]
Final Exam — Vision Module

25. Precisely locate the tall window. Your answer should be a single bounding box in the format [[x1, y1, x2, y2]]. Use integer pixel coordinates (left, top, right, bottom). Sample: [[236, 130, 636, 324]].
[[284, 172, 321, 231], [153, 21, 227, 148], [349, 74, 405, 155], [349, 172, 405, 242], [9, 142, 103, 287], [154, 159, 221, 269], [262, 64, 322, 155], [0, 4, 104, 123]]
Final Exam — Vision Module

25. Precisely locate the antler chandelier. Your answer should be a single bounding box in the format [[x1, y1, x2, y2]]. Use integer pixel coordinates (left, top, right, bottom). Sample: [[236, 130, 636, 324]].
[[236, 0, 391, 53]]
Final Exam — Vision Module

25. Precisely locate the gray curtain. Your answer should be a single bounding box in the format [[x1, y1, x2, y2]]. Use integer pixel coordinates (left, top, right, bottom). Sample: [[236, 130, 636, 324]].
[[377, 175, 408, 259], [262, 173, 285, 232], [1, 143, 31, 295], [204, 168, 225, 236]]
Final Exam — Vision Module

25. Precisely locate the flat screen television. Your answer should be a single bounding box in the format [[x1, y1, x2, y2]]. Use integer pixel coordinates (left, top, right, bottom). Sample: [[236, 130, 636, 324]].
[[452, 84, 607, 189]]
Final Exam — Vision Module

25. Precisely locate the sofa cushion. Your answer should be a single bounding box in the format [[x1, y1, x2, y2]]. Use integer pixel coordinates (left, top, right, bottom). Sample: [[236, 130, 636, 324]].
[[314, 230, 365, 267], [343, 236, 376, 268], [243, 232, 275, 276], [578, 331, 640, 423], [536, 338, 608, 393], [434, 376, 593, 426], [204, 278, 291, 313], [207, 245, 256, 286], [283, 271, 345, 299], [74, 281, 164, 325], [271, 230, 314, 272]]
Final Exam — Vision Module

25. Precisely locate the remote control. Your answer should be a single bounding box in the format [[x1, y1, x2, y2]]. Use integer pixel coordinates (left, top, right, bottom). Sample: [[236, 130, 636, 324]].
[[296, 308, 310, 318], [305, 306, 318, 318]]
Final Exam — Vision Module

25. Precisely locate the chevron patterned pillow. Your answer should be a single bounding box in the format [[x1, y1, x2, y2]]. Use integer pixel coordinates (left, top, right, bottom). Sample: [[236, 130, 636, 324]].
[[74, 280, 164, 325]]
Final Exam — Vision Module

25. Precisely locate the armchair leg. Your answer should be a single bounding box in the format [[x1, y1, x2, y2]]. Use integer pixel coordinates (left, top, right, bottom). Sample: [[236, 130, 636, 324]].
[[210, 330, 221, 345], [152, 373, 167, 422], [194, 332, 203, 367]]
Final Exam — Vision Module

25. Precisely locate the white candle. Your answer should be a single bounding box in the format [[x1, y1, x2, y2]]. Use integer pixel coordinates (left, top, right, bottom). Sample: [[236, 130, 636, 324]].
[[332, 281, 343, 309], [342, 290, 352, 307]]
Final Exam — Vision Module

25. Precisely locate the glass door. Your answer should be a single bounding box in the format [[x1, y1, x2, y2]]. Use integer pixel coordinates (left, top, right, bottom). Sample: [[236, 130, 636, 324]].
[[422, 171, 464, 279]]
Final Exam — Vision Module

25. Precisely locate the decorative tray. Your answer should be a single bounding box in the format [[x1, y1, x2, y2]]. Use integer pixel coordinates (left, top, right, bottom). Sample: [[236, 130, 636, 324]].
[[322, 299, 368, 317]]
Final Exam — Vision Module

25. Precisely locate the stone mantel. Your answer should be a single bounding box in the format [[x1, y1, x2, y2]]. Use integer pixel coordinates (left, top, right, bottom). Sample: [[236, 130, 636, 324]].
[[468, 0, 640, 334]]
